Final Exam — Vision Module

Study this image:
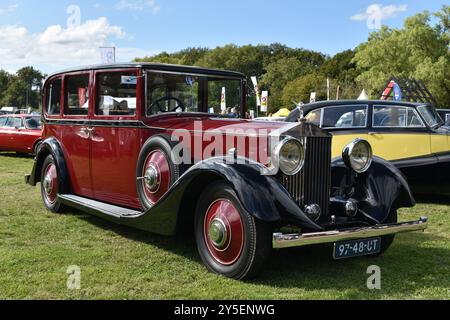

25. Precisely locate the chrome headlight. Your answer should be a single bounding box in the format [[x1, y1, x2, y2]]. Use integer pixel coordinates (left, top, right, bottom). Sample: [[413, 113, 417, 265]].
[[343, 139, 373, 174], [275, 137, 305, 176]]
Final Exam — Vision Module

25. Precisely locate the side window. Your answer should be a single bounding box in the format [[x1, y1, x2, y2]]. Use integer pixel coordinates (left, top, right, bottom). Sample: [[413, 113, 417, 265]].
[[322, 105, 368, 128], [65, 74, 90, 116], [305, 109, 322, 126], [95, 72, 137, 116], [0, 117, 7, 126], [5, 117, 22, 128], [373, 106, 424, 128], [46, 78, 62, 116]]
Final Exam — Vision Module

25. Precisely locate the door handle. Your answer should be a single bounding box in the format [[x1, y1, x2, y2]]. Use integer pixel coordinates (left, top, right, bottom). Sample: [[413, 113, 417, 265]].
[[368, 132, 378, 136]]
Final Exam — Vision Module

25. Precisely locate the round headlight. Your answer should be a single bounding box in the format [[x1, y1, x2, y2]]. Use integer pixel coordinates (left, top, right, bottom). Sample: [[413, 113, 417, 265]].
[[275, 138, 305, 175], [343, 139, 373, 174]]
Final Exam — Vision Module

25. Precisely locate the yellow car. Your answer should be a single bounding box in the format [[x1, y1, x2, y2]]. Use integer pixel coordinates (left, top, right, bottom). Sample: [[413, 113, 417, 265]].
[[287, 100, 449, 196]]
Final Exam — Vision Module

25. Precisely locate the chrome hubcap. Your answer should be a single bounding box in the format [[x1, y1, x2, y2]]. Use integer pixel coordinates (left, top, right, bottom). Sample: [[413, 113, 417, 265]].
[[43, 174, 53, 195], [208, 218, 228, 249], [144, 165, 160, 192]]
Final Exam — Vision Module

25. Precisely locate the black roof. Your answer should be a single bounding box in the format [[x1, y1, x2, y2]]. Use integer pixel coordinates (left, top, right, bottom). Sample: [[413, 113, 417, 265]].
[[46, 63, 245, 80], [286, 100, 430, 122]]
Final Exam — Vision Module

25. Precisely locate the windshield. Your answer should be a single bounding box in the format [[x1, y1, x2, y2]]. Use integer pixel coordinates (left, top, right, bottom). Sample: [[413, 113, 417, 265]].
[[146, 73, 242, 118], [417, 105, 444, 128], [24, 117, 42, 130]]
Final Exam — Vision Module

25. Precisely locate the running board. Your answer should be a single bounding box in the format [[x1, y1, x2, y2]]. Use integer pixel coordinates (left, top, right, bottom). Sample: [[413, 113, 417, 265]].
[[59, 194, 142, 219]]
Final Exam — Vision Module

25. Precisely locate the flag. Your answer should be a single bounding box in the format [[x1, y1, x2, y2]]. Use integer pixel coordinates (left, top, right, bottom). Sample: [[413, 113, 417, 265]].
[[393, 82, 403, 101], [261, 91, 269, 113], [251, 76, 261, 107], [221, 87, 226, 111], [100, 47, 115, 64]]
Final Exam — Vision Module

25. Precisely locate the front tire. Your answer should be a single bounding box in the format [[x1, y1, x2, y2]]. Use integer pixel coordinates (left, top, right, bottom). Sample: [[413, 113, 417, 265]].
[[40, 155, 66, 213], [195, 181, 272, 280]]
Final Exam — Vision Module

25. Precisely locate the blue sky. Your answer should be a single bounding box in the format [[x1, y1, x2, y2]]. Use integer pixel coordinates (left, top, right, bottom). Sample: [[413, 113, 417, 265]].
[[0, 0, 445, 74]]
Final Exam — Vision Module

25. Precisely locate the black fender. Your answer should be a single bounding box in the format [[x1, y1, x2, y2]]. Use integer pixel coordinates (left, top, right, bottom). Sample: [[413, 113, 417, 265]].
[[123, 156, 323, 236], [27, 137, 71, 194], [330, 156, 415, 224]]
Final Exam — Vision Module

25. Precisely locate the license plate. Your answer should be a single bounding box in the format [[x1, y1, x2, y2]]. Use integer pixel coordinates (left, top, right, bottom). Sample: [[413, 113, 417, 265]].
[[333, 238, 382, 260]]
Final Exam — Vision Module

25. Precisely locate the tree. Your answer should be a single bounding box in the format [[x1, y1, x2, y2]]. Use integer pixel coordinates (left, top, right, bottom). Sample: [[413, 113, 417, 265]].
[[0, 70, 11, 106], [281, 73, 329, 111], [353, 6, 450, 107], [2, 67, 45, 109]]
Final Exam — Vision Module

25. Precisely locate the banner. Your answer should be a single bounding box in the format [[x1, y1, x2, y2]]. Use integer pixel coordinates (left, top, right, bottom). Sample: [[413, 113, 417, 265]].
[[100, 47, 115, 64], [221, 87, 226, 111], [261, 91, 269, 113], [393, 82, 403, 101], [310, 92, 317, 104], [251, 76, 261, 107]]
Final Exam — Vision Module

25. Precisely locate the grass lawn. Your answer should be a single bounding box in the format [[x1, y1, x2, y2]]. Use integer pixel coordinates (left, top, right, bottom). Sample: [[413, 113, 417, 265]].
[[0, 152, 449, 300]]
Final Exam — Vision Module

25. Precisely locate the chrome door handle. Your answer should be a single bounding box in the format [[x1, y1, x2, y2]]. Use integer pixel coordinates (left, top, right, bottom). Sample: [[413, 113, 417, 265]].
[[368, 132, 378, 136]]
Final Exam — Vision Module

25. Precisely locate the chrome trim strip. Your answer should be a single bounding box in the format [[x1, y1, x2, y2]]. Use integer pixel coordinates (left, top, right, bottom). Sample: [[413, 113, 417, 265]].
[[273, 217, 428, 249]]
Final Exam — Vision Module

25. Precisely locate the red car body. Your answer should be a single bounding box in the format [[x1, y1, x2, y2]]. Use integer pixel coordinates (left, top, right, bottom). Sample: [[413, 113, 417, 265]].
[[0, 114, 42, 155], [25, 63, 427, 279]]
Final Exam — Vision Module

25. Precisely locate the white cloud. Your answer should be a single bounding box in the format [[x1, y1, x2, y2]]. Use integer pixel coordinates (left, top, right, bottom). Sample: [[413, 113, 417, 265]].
[[0, 17, 154, 71], [351, 4, 408, 22], [0, 3, 19, 15], [115, 0, 160, 13]]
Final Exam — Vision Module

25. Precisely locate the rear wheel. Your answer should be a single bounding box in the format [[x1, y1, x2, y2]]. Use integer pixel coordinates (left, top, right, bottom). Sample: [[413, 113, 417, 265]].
[[195, 181, 272, 280], [40, 155, 66, 213]]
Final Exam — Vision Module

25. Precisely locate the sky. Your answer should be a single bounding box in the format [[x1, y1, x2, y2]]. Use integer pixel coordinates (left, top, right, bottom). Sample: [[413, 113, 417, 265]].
[[0, 0, 446, 74]]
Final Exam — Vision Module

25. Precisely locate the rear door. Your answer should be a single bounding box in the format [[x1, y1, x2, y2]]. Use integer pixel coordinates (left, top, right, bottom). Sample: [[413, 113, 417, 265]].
[[59, 72, 94, 198], [368, 104, 430, 161], [90, 69, 142, 209]]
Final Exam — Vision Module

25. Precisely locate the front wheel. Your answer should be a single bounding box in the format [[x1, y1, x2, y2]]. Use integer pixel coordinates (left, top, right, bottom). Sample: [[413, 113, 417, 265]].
[[379, 211, 398, 255], [194, 181, 272, 280]]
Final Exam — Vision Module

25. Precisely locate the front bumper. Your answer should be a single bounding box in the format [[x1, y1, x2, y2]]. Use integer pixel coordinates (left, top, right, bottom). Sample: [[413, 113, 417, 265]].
[[273, 216, 428, 249]]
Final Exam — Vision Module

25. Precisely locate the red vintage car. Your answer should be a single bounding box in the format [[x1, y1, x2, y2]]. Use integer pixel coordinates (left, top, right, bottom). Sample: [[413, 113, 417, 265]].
[[26, 63, 427, 279], [0, 114, 42, 155]]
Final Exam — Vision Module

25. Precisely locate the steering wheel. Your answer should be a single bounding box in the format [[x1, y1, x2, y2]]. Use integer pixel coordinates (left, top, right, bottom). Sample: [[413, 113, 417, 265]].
[[148, 97, 186, 114]]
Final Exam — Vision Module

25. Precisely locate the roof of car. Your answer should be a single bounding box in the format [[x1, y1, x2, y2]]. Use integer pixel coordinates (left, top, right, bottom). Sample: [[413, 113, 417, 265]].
[[46, 63, 245, 80]]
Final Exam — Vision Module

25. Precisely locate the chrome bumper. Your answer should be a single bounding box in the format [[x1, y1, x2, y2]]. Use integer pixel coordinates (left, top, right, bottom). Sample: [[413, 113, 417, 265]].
[[273, 217, 428, 249]]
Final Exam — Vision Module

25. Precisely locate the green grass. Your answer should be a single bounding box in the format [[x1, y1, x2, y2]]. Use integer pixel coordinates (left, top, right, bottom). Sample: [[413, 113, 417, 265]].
[[0, 152, 449, 300]]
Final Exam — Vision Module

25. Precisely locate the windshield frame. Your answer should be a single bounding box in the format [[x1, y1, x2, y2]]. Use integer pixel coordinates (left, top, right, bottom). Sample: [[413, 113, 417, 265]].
[[24, 116, 42, 130], [417, 104, 444, 129], [144, 70, 244, 118]]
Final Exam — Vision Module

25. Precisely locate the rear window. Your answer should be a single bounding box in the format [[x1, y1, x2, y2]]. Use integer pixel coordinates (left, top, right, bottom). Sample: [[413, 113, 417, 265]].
[[46, 78, 62, 116], [65, 74, 90, 116]]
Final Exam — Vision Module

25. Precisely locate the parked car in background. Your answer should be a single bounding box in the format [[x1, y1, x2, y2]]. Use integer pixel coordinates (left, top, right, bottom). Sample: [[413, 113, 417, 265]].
[[287, 100, 450, 196], [26, 64, 427, 279], [0, 114, 43, 155]]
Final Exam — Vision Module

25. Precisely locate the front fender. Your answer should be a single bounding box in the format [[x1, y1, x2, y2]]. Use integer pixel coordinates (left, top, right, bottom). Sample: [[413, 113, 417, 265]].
[[331, 156, 415, 223], [27, 137, 70, 194], [124, 157, 323, 236]]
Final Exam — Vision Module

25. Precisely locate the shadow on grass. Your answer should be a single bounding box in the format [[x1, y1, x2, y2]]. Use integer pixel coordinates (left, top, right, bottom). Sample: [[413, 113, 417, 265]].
[[65, 209, 449, 295], [0, 152, 34, 159]]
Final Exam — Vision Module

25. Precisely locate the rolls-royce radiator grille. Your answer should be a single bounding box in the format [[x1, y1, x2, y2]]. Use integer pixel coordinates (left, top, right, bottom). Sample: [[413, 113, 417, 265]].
[[280, 136, 332, 219]]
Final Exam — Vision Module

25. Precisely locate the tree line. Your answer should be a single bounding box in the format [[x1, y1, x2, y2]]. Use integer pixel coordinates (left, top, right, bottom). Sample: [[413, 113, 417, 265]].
[[0, 6, 447, 114]]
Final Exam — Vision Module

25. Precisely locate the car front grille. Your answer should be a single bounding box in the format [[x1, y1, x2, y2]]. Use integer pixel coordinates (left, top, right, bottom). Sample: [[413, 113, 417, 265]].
[[279, 136, 332, 220]]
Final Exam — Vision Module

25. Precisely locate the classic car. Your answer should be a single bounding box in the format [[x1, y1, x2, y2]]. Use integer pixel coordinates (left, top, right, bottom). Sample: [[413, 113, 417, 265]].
[[26, 64, 427, 279], [286, 100, 450, 196], [0, 114, 43, 155]]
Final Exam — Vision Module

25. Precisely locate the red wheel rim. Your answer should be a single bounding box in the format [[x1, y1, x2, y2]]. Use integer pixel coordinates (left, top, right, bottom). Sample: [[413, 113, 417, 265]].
[[43, 163, 58, 204], [141, 150, 171, 205], [204, 199, 244, 266]]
